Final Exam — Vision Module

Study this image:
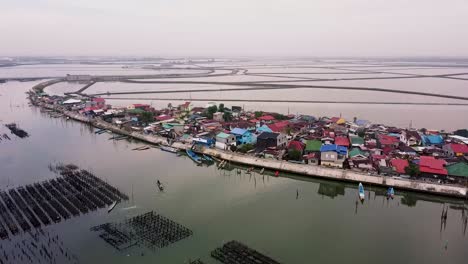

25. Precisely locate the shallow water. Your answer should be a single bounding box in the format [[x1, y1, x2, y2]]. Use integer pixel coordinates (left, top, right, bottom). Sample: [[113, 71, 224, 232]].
[[0, 78, 468, 263]]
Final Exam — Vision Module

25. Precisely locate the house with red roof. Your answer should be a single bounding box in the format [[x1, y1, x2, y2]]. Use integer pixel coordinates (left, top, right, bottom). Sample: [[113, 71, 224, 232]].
[[443, 143, 468, 157], [92, 97, 106, 109], [419, 156, 447, 176], [179, 101, 191, 111], [155, 114, 174, 122], [335, 136, 350, 148], [258, 115, 275, 122], [378, 134, 400, 148], [268, 121, 290, 133], [288, 140, 304, 152], [390, 159, 409, 174], [128, 104, 150, 111]]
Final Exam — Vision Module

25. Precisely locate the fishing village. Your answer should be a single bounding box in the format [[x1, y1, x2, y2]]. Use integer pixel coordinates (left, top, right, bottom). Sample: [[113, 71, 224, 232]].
[[26, 82, 468, 200], [1, 58, 468, 263]]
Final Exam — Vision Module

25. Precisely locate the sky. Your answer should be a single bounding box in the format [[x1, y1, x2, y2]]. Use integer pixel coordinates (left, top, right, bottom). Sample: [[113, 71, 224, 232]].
[[1, 0, 468, 57]]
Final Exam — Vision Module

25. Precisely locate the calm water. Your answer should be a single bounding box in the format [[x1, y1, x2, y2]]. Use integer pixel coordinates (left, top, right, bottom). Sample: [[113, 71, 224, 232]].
[[1, 72, 468, 263]]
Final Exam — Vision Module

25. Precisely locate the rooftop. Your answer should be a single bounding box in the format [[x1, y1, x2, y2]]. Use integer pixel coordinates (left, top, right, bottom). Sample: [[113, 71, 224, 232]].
[[390, 158, 409, 174], [257, 132, 279, 140], [230, 128, 248, 135], [335, 136, 350, 147], [419, 156, 447, 175], [259, 115, 275, 121], [216, 132, 232, 139], [446, 162, 468, 178], [320, 144, 347, 155], [305, 140, 322, 152], [447, 143, 468, 154]]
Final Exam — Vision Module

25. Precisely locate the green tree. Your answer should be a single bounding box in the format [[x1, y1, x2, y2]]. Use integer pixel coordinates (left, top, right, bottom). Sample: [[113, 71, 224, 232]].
[[357, 128, 366, 138], [218, 103, 225, 112], [254, 111, 263, 118], [404, 163, 420, 177], [223, 111, 233, 122], [420, 128, 427, 134], [273, 113, 288, 120], [140, 111, 154, 125], [204, 105, 218, 119], [288, 149, 302, 161], [285, 126, 292, 136], [238, 144, 254, 153]]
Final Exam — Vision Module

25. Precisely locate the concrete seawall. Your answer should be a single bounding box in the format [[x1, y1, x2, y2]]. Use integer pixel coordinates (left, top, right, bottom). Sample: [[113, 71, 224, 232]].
[[36, 102, 468, 199]]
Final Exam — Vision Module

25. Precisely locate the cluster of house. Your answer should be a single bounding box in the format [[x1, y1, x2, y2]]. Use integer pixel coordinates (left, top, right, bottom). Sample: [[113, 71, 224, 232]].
[[36, 93, 468, 184]]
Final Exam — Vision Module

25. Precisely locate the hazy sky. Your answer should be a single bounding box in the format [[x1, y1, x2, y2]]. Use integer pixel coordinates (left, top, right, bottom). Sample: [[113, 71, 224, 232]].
[[1, 0, 468, 57]]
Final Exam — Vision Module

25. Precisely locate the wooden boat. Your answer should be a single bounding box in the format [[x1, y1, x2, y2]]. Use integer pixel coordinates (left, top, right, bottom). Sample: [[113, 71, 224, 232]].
[[108, 201, 118, 213], [137, 146, 150, 151], [95, 128, 106, 134], [186, 149, 202, 164], [358, 183, 365, 201], [161, 146, 179, 153], [387, 187, 395, 199], [156, 181, 164, 191]]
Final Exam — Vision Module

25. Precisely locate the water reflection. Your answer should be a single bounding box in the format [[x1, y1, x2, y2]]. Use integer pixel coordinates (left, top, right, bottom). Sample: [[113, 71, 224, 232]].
[[318, 182, 345, 199]]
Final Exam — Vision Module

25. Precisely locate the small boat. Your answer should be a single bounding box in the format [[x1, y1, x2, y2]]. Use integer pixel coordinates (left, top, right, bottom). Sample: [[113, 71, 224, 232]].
[[108, 201, 118, 213], [358, 183, 365, 201], [95, 128, 106, 134], [202, 154, 213, 162], [137, 146, 150, 151], [387, 187, 395, 199], [260, 168, 265, 174], [156, 180, 164, 191], [161, 146, 178, 153], [186, 149, 202, 164], [275, 171, 279, 177]]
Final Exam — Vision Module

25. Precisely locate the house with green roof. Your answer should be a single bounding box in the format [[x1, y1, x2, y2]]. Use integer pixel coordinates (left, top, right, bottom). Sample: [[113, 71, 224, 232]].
[[349, 148, 368, 159], [349, 148, 371, 169], [305, 140, 322, 154], [447, 162, 468, 182], [215, 132, 236, 150], [350, 136, 365, 147]]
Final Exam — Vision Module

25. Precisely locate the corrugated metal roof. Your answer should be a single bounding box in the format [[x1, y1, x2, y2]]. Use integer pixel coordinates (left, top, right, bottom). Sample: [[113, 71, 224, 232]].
[[390, 158, 409, 174], [230, 128, 247, 135], [305, 140, 322, 151], [350, 136, 364, 145], [216, 132, 231, 139], [320, 144, 347, 155], [419, 156, 447, 175], [447, 162, 468, 178]]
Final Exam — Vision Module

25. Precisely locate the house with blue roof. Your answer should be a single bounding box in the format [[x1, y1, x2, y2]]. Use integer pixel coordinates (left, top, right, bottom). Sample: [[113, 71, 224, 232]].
[[231, 128, 257, 145], [320, 144, 348, 168], [422, 135, 444, 146], [256, 124, 273, 133]]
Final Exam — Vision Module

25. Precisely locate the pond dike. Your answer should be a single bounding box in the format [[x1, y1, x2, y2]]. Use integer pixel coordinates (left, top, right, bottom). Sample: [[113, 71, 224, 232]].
[[33, 100, 468, 199]]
